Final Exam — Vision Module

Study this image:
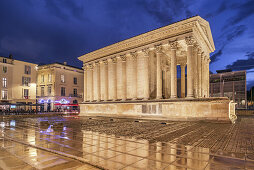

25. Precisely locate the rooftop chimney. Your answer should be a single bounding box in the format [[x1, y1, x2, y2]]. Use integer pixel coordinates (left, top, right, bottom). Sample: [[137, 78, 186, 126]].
[[63, 62, 67, 65]]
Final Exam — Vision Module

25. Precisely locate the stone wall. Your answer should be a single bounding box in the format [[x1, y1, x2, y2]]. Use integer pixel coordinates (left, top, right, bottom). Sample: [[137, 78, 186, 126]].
[[80, 98, 236, 122]]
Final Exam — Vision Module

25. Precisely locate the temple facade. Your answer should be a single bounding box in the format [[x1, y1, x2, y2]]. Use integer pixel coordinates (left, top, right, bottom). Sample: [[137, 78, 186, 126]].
[[78, 16, 237, 123]]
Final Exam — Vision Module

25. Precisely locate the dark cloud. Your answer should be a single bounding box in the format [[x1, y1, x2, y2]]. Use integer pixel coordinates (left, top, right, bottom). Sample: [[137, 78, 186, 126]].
[[211, 25, 247, 63], [227, 0, 254, 26], [226, 52, 254, 71], [210, 49, 223, 63], [226, 25, 247, 41], [205, 1, 227, 18]]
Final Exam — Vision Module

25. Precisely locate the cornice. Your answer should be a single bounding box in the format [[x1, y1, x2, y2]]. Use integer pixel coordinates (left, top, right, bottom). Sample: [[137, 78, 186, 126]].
[[79, 16, 215, 63]]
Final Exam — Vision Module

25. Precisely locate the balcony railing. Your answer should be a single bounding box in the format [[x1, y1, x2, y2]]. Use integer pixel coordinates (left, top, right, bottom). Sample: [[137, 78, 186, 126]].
[[69, 94, 82, 98]]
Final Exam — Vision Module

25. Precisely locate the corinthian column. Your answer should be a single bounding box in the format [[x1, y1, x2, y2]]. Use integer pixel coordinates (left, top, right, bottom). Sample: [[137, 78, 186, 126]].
[[186, 36, 194, 98], [201, 54, 205, 97], [88, 64, 93, 102], [180, 64, 186, 98], [111, 57, 117, 101], [103, 60, 108, 101], [197, 48, 202, 98], [155, 45, 162, 99], [207, 58, 211, 97], [170, 41, 177, 98], [130, 52, 137, 100], [142, 48, 150, 100], [166, 64, 171, 98], [120, 55, 127, 101], [95, 62, 101, 101], [193, 45, 198, 98], [83, 64, 87, 102]]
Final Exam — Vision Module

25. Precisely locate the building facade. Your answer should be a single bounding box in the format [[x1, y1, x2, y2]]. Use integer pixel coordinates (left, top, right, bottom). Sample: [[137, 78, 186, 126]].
[[78, 16, 237, 122], [210, 70, 247, 109], [0, 56, 37, 109], [36, 63, 83, 111]]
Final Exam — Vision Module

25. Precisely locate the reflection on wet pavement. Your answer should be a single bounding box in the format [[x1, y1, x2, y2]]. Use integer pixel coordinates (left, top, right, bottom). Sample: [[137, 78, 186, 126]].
[[0, 116, 254, 169]]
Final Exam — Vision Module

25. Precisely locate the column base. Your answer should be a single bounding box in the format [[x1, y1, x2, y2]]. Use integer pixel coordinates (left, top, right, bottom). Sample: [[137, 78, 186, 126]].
[[170, 95, 177, 99], [186, 95, 194, 98], [132, 98, 137, 100], [156, 97, 162, 100]]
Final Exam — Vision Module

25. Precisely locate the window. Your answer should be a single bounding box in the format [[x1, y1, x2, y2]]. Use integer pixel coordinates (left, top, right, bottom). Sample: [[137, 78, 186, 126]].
[[3, 58, 6, 63], [3, 66, 7, 73], [73, 88, 77, 97], [48, 86, 52, 95], [2, 78, 7, 88], [2, 90, 7, 99], [22, 77, 31, 86], [24, 89, 29, 98], [74, 77, 77, 84], [41, 75, 44, 83], [48, 74, 52, 82], [61, 75, 65, 83], [41, 86, 44, 97], [61, 87, 65, 96], [24, 65, 31, 74]]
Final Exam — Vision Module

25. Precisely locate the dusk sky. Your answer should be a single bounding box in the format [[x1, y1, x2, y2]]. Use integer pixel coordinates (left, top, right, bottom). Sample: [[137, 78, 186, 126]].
[[0, 0, 254, 88]]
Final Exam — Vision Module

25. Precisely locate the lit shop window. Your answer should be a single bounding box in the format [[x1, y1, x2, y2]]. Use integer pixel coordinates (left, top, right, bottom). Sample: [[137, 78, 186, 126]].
[[61, 75, 65, 83], [2, 78, 7, 88]]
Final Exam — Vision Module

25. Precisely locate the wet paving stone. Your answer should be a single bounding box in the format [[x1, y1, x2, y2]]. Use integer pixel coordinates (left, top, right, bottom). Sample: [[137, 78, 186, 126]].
[[1, 115, 254, 169]]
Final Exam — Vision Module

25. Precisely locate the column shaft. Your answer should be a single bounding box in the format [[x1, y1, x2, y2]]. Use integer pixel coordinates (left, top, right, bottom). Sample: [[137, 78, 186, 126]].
[[171, 48, 177, 98], [96, 62, 101, 101], [193, 48, 198, 97], [197, 51, 202, 98], [83, 66, 87, 102], [181, 65, 186, 98], [121, 56, 127, 101], [156, 47, 162, 99], [201, 55, 205, 97], [166, 66, 171, 98], [143, 52, 149, 100], [187, 45, 194, 98], [104, 61, 108, 101], [112, 58, 117, 100], [89, 65, 93, 101], [132, 55, 137, 99], [93, 63, 97, 101]]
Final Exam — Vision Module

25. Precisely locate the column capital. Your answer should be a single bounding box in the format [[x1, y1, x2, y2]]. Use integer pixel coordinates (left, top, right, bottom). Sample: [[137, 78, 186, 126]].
[[110, 56, 117, 63], [94, 61, 100, 66], [197, 47, 202, 55], [180, 63, 186, 68], [155, 44, 163, 53], [169, 41, 178, 50], [82, 64, 88, 71], [120, 54, 127, 62], [130, 52, 138, 60], [88, 64, 94, 70], [142, 47, 150, 56], [185, 36, 195, 46], [103, 59, 108, 65]]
